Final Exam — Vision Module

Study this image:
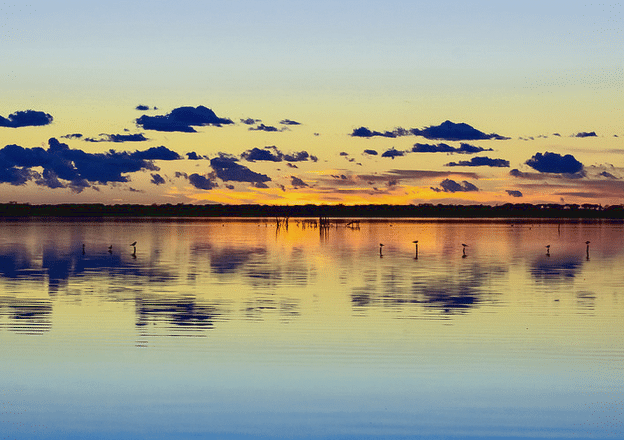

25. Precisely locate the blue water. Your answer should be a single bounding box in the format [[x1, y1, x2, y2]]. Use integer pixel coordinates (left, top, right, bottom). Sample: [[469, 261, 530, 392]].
[[0, 219, 622, 439]]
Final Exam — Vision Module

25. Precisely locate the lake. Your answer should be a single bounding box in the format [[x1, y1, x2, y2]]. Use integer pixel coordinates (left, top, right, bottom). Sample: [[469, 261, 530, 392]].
[[0, 218, 622, 439]]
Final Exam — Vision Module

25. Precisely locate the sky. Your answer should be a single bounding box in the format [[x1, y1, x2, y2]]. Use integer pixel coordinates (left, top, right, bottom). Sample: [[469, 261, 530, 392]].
[[0, 0, 623, 206]]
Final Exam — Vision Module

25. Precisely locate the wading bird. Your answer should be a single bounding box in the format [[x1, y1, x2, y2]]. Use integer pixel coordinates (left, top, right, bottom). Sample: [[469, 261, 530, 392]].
[[585, 241, 590, 260], [379, 243, 384, 257], [413, 240, 418, 259], [462, 243, 468, 257], [546, 245, 550, 256]]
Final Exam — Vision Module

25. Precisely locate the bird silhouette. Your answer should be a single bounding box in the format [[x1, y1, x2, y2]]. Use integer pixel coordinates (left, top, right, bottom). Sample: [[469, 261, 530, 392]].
[[108, 245, 113, 254], [379, 243, 384, 257], [585, 241, 590, 260], [546, 245, 550, 256], [130, 241, 137, 247], [462, 243, 468, 257], [413, 240, 418, 259]]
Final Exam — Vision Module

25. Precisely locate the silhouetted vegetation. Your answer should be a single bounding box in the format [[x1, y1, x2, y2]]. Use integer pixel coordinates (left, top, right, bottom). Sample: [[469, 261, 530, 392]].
[[0, 202, 622, 219]]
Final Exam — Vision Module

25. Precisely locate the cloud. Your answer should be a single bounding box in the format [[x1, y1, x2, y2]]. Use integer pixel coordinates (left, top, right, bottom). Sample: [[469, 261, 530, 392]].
[[361, 169, 479, 181], [350, 126, 398, 138], [506, 190, 523, 197], [253, 181, 269, 189], [135, 105, 150, 111], [291, 176, 308, 188], [132, 146, 181, 161], [240, 146, 317, 163], [363, 149, 378, 156], [381, 148, 405, 159], [136, 106, 233, 132], [279, 119, 301, 126], [411, 142, 493, 154], [249, 123, 279, 132], [150, 173, 166, 185], [412, 120, 509, 141], [431, 179, 479, 193], [525, 152, 584, 174], [188, 173, 217, 190], [61, 133, 83, 140], [351, 121, 508, 141], [84, 133, 149, 143], [445, 156, 510, 167], [574, 131, 597, 138], [210, 156, 271, 183], [241, 147, 281, 162], [509, 169, 544, 179], [186, 152, 205, 160], [240, 118, 261, 125], [0, 138, 180, 192], [0, 110, 53, 128], [599, 171, 618, 179]]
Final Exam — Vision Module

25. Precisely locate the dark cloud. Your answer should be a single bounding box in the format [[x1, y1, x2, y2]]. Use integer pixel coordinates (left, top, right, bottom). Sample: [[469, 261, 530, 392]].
[[0, 110, 54, 128], [525, 152, 584, 175], [431, 179, 479, 193], [132, 146, 181, 161], [136, 106, 233, 132], [0, 110, 53, 128], [210, 156, 271, 183], [249, 124, 279, 132], [411, 142, 493, 154], [241, 147, 281, 162], [240, 146, 317, 163], [84, 133, 149, 143], [61, 133, 83, 140], [0, 138, 180, 192], [174, 171, 188, 179], [352, 121, 508, 141], [253, 181, 269, 189], [150, 173, 166, 185], [412, 120, 509, 141], [381, 148, 405, 159], [240, 118, 261, 125], [599, 171, 618, 179], [188, 173, 217, 190], [509, 169, 544, 179], [186, 152, 205, 160], [34, 169, 65, 189], [291, 176, 308, 188], [279, 119, 301, 126], [445, 156, 510, 167], [135, 105, 150, 111], [286, 163, 298, 168], [350, 126, 397, 138], [363, 149, 378, 156], [362, 169, 479, 181], [574, 131, 597, 138], [506, 190, 523, 197]]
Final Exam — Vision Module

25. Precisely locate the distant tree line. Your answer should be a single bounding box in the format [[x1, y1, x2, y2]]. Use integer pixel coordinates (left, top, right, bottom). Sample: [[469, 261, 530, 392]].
[[1, 202, 623, 219]]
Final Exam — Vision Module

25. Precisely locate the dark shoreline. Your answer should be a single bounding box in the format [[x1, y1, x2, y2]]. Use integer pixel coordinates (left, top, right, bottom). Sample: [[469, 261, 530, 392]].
[[1, 202, 623, 219]]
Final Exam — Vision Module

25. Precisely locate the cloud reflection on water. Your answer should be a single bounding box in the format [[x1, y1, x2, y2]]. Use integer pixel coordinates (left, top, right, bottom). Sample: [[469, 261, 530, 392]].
[[352, 263, 506, 317], [0, 219, 619, 336]]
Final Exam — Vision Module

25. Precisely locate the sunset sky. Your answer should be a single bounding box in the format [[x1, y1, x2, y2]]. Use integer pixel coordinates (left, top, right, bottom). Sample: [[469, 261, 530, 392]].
[[1, 0, 622, 206]]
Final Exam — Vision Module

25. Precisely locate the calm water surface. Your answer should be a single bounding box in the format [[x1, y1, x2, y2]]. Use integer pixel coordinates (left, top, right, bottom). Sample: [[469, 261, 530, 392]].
[[0, 218, 623, 439]]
